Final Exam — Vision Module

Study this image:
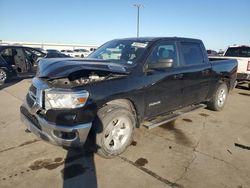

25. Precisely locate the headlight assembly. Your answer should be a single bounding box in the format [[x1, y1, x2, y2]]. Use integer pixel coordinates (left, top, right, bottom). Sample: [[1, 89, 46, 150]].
[[44, 89, 89, 109]]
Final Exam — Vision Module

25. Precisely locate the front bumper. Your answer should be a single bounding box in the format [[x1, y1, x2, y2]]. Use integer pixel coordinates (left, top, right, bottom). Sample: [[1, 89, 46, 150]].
[[20, 104, 92, 147]]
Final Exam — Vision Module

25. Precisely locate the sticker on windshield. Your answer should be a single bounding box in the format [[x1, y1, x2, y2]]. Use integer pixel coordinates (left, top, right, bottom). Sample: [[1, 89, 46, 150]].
[[131, 42, 148, 48]]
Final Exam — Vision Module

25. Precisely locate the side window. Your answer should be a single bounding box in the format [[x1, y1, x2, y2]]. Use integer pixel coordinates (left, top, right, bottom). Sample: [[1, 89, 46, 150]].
[[148, 42, 177, 65], [180, 42, 204, 65]]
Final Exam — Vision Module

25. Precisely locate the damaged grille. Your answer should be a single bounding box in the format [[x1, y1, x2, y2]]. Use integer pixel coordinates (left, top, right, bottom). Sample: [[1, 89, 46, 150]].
[[26, 84, 38, 108], [26, 94, 35, 108], [29, 84, 37, 96], [20, 106, 41, 130]]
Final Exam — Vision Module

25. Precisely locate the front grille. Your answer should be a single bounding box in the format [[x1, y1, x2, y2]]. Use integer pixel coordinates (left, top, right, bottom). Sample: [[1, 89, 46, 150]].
[[29, 84, 37, 96], [26, 94, 35, 108], [20, 106, 41, 130]]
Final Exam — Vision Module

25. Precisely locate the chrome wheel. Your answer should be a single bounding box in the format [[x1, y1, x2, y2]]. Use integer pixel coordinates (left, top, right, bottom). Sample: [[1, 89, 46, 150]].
[[0, 69, 7, 83], [104, 116, 132, 151], [217, 88, 226, 107]]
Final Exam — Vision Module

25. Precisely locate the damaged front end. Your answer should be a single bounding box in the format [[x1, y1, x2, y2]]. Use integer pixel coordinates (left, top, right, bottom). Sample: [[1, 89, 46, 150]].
[[37, 58, 129, 87], [20, 58, 129, 147]]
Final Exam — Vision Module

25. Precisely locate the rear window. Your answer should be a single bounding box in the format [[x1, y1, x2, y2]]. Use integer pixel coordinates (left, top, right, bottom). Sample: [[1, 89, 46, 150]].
[[225, 47, 250, 57], [180, 42, 204, 65]]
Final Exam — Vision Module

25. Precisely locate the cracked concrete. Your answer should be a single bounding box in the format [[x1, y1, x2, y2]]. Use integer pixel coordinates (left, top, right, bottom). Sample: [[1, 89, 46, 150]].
[[0, 79, 250, 188]]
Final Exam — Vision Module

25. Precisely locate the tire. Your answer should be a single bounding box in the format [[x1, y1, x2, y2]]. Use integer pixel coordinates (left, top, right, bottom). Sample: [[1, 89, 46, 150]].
[[81, 54, 84, 58], [94, 104, 136, 158], [0, 69, 8, 84], [207, 83, 228, 111], [248, 83, 250, 90]]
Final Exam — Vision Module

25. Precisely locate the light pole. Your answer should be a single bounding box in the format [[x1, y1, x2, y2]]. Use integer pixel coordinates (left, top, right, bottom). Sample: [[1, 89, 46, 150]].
[[133, 4, 143, 37]]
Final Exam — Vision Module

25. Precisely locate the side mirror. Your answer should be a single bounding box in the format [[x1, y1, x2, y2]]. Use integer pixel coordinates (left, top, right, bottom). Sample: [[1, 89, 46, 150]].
[[148, 58, 174, 70]]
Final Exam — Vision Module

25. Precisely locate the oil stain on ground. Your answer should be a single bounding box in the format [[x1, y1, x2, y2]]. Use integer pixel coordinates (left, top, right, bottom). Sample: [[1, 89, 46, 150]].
[[135, 158, 148, 167], [29, 153, 85, 171], [239, 92, 250, 97], [199, 113, 209, 117], [61, 164, 89, 180], [131, 141, 137, 146], [182, 118, 193, 123], [29, 157, 64, 170]]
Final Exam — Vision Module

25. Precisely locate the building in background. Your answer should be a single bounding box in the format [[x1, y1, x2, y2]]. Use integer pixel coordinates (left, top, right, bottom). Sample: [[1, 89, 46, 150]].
[[0, 40, 99, 51]]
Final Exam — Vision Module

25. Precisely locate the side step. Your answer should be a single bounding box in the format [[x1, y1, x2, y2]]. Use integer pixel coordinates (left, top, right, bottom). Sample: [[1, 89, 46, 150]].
[[142, 104, 207, 129]]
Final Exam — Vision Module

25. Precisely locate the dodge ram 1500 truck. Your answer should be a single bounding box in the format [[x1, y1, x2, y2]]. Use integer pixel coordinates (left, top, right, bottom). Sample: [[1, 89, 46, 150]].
[[20, 37, 237, 158]]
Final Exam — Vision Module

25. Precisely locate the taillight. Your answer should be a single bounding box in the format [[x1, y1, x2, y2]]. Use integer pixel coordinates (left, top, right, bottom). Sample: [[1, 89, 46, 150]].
[[248, 61, 250, 71]]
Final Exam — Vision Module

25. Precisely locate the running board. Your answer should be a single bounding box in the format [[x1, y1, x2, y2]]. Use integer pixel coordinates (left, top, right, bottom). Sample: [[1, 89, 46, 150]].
[[142, 104, 207, 129]]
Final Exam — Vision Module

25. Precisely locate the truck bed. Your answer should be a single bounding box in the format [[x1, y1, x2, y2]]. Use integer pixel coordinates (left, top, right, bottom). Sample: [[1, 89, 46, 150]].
[[209, 58, 238, 90]]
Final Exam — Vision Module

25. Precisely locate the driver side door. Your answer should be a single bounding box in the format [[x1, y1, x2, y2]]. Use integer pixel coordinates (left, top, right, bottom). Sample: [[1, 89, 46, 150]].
[[143, 41, 185, 118]]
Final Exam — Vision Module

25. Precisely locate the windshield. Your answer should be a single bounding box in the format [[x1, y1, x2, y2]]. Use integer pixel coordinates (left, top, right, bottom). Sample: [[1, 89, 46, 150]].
[[88, 39, 148, 66]]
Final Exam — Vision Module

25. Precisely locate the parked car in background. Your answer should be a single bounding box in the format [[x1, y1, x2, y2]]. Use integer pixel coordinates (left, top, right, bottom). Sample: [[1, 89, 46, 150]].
[[21, 37, 237, 158], [218, 50, 224, 56], [46, 49, 60, 54], [73, 49, 91, 58], [61, 49, 75, 57], [0, 45, 71, 84], [207, 49, 219, 56], [45, 49, 70, 58], [209, 45, 250, 89]]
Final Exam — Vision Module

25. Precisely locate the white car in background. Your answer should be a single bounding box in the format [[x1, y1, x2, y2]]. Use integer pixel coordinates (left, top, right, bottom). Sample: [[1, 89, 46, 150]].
[[73, 49, 91, 58], [210, 45, 250, 88]]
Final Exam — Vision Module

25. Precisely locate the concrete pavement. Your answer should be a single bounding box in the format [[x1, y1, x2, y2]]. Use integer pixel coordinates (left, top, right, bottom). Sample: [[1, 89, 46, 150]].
[[0, 79, 249, 188]]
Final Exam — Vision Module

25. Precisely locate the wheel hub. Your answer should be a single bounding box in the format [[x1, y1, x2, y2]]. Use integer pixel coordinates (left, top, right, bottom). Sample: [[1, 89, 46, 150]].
[[104, 116, 132, 151], [217, 88, 226, 107], [0, 70, 7, 82]]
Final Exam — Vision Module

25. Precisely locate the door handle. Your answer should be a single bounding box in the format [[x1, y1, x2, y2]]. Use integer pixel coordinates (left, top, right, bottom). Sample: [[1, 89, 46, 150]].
[[174, 73, 183, 79]]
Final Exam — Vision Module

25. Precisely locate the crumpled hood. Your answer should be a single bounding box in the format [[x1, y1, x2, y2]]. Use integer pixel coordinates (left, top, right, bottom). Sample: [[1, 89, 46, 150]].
[[37, 58, 129, 79]]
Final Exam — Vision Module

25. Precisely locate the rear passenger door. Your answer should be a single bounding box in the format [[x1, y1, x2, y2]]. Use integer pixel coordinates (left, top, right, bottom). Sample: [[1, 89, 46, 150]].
[[178, 41, 212, 106]]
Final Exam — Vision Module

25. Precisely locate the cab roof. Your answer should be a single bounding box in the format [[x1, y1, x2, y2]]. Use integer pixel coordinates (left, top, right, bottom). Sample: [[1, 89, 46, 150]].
[[116, 37, 202, 43]]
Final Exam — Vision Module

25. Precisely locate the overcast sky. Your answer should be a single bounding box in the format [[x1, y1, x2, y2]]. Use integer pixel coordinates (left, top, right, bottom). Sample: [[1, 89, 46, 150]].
[[0, 0, 249, 50]]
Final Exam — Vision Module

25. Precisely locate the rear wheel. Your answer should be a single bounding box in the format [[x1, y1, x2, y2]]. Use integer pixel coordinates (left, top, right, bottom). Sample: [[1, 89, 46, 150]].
[[0, 69, 8, 84], [207, 83, 228, 111], [94, 105, 135, 158]]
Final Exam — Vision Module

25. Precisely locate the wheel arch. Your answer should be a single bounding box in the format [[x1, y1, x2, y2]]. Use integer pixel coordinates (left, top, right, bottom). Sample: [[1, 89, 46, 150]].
[[105, 98, 140, 128], [218, 77, 231, 92]]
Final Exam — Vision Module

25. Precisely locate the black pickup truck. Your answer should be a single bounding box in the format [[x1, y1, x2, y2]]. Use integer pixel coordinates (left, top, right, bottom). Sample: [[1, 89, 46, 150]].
[[20, 37, 237, 158]]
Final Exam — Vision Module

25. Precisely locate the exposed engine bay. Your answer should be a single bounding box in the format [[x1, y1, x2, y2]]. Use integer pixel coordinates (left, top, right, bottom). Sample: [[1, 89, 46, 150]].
[[74, 72, 107, 85], [46, 69, 126, 88]]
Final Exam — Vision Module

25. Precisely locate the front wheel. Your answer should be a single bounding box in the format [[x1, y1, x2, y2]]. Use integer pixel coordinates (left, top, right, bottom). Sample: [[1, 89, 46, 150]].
[[207, 83, 228, 111], [94, 105, 136, 158], [0, 69, 8, 84]]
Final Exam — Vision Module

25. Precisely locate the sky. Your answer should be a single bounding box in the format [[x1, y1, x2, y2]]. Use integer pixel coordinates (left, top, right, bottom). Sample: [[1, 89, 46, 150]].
[[0, 0, 249, 51]]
